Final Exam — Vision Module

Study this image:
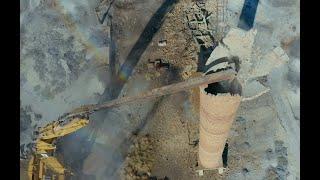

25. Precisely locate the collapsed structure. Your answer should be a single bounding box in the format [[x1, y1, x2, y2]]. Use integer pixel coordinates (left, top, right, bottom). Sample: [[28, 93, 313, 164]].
[[185, 1, 244, 170], [21, 0, 298, 178], [186, 1, 288, 169], [196, 26, 289, 169], [198, 56, 242, 169], [199, 82, 241, 168]]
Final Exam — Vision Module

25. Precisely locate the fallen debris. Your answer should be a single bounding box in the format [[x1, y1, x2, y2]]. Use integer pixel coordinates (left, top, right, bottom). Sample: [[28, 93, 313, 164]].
[[95, 0, 116, 24], [121, 135, 155, 180], [205, 27, 289, 102], [158, 40, 167, 47], [148, 59, 170, 71], [241, 80, 270, 102], [185, 2, 215, 49]]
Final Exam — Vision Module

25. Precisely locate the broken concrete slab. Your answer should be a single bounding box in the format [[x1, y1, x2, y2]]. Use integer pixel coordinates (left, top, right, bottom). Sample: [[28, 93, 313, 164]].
[[250, 46, 289, 79], [206, 62, 230, 73], [204, 27, 289, 91], [206, 46, 230, 66], [204, 28, 256, 79], [223, 28, 257, 61], [242, 80, 269, 101]]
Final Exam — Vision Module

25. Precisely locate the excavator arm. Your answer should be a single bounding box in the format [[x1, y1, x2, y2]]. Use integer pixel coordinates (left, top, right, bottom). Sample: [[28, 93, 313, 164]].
[[28, 117, 89, 180], [25, 70, 235, 179], [39, 118, 89, 140]]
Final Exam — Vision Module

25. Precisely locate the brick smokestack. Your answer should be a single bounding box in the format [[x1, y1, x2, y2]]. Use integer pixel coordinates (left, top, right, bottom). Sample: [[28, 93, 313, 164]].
[[198, 79, 241, 169]]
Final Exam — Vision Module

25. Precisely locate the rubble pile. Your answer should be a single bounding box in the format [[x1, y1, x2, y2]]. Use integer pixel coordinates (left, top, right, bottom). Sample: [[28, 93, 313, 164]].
[[121, 135, 155, 180], [185, 1, 216, 49]]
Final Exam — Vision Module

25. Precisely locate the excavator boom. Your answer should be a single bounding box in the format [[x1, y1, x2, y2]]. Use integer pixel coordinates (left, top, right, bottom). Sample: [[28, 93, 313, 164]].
[[28, 118, 89, 180]]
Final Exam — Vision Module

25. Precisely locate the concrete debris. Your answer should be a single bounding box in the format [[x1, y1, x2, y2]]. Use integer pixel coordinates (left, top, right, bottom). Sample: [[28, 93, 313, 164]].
[[242, 80, 270, 101], [205, 28, 256, 86], [158, 40, 167, 47], [206, 27, 289, 88], [185, 2, 215, 49], [223, 28, 257, 61], [121, 135, 155, 180], [250, 47, 290, 79], [206, 46, 231, 66], [205, 28, 256, 65], [148, 59, 170, 71]]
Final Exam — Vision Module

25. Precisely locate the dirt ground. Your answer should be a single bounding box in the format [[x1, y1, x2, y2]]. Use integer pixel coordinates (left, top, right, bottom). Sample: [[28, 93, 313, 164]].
[[117, 0, 294, 179], [121, 91, 286, 179], [20, 0, 298, 179]]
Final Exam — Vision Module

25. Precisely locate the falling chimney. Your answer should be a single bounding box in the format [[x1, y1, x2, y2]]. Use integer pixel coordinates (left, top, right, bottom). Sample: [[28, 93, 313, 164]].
[[198, 76, 242, 169]]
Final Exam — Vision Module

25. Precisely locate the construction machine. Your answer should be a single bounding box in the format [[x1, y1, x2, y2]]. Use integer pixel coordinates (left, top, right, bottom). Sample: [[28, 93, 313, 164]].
[[25, 69, 236, 180], [27, 116, 89, 180]]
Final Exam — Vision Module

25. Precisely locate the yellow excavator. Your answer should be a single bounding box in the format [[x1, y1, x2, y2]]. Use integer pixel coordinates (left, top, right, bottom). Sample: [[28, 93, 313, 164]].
[[27, 116, 89, 180], [24, 69, 235, 180]]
